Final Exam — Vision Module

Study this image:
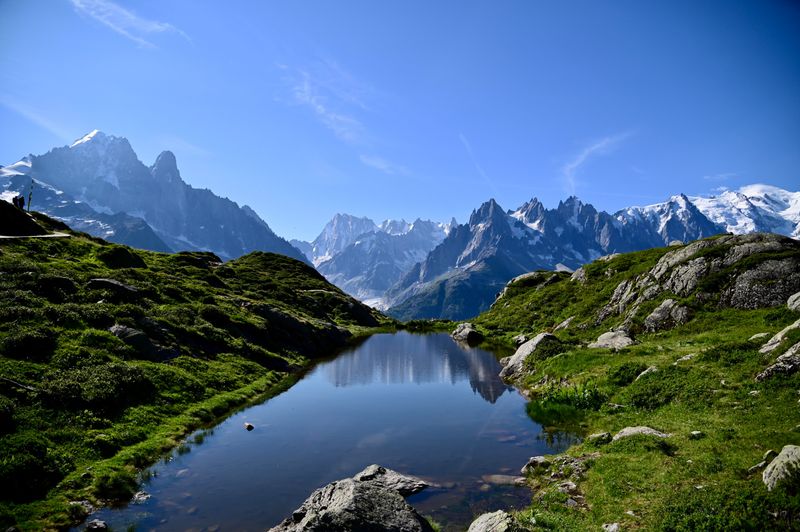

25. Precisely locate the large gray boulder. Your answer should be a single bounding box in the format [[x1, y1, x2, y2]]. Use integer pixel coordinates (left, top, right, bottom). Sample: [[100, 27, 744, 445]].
[[499, 333, 559, 379], [756, 342, 800, 382], [452, 323, 484, 345], [763, 445, 800, 491], [643, 299, 692, 332], [759, 318, 800, 353], [588, 331, 635, 350], [789, 292, 800, 312], [612, 426, 671, 441], [269, 465, 433, 532], [468, 510, 513, 532]]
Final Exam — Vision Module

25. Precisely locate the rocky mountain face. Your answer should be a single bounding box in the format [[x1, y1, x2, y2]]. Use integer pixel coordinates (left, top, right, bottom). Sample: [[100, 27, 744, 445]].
[[0, 131, 306, 262], [296, 215, 454, 306], [386, 195, 728, 320]]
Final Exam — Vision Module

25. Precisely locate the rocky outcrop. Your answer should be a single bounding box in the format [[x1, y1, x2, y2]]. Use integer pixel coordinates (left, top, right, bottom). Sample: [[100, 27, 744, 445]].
[[763, 445, 800, 491], [499, 333, 560, 379], [588, 331, 635, 350], [759, 319, 800, 353], [452, 323, 484, 345], [596, 233, 800, 328], [643, 299, 691, 332], [612, 426, 671, 441], [86, 278, 139, 299], [756, 342, 800, 381], [269, 465, 433, 532], [468, 510, 514, 532]]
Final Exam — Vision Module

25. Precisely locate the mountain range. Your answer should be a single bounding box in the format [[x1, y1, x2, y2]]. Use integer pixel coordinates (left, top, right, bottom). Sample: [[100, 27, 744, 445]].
[[0, 130, 306, 262], [3, 132, 798, 321]]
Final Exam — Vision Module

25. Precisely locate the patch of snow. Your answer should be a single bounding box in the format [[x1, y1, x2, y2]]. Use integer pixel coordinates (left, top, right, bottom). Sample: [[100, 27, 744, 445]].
[[70, 129, 101, 148]]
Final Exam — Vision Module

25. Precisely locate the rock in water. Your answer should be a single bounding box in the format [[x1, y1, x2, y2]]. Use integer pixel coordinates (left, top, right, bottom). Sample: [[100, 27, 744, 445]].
[[244, 422, 254, 431], [452, 323, 484, 345], [588, 330, 635, 350], [269, 465, 433, 531], [499, 332, 560, 379], [468, 510, 513, 532], [763, 445, 800, 491]]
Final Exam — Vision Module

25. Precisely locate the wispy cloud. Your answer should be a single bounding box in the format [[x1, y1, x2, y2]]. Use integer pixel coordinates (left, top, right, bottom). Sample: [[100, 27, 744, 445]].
[[359, 154, 408, 175], [561, 132, 632, 195], [70, 0, 189, 48], [458, 133, 498, 196], [703, 172, 737, 182], [278, 59, 374, 144], [0, 94, 73, 142]]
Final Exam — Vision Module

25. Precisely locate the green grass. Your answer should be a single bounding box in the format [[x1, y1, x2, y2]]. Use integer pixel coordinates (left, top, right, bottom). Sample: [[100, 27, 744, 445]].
[[471, 236, 800, 530], [0, 223, 391, 530]]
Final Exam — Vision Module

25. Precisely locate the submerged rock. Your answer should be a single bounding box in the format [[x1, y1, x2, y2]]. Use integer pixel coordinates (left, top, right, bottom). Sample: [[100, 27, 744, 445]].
[[468, 510, 513, 532], [269, 465, 432, 531], [588, 331, 635, 350], [763, 445, 800, 491], [452, 323, 484, 345], [85, 520, 109, 531]]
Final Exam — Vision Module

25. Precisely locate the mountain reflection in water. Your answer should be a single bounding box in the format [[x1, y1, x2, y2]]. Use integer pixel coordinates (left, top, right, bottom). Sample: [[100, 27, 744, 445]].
[[324, 332, 512, 403]]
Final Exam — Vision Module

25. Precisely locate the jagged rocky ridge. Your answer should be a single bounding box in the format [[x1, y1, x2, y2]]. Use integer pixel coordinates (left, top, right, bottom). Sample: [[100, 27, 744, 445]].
[[0, 131, 306, 262]]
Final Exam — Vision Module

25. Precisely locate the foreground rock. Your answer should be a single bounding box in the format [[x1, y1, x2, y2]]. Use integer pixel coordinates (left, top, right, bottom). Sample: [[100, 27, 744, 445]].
[[588, 330, 635, 350], [452, 323, 484, 345], [612, 426, 671, 441], [468, 510, 514, 532], [269, 465, 433, 531], [789, 291, 800, 312], [763, 445, 800, 491], [756, 342, 800, 382], [499, 333, 560, 379]]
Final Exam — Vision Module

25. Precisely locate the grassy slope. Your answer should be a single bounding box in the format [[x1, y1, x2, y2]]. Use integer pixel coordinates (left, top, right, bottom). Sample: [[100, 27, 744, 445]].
[[473, 239, 800, 530], [0, 219, 389, 530]]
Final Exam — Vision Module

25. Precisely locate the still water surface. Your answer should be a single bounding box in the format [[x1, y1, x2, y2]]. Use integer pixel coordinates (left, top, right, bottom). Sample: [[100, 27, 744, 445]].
[[92, 332, 575, 531]]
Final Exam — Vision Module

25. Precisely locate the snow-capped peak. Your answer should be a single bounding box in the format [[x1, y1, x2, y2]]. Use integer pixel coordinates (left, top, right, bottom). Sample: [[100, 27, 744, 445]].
[[70, 129, 105, 148], [0, 157, 32, 177]]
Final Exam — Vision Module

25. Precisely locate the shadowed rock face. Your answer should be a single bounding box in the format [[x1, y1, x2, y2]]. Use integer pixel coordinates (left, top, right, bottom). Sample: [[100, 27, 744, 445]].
[[269, 465, 434, 532]]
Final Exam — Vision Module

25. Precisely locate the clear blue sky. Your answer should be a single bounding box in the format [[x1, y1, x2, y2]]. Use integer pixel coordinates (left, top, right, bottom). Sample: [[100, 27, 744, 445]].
[[1, 0, 798, 241]]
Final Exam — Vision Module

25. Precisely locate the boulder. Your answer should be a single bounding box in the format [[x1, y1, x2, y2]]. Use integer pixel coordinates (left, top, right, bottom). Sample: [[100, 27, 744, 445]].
[[108, 324, 175, 360], [521, 455, 551, 474], [759, 319, 800, 353], [756, 341, 800, 381], [763, 445, 800, 491], [452, 323, 483, 345], [689, 431, 705, 440], [643, 299, 692, 332], [512, 334, 528, 346], [468, 510, 513, 532], [635, 366, 658, 381], [602, 524, 620, 532], [85, 520, 109, 531], [87, 278, 139, 299], [500, 333, 559, 379], [720, 258, 800, 309], [789, 292, 800, 312], [269, 465, 433, 532], [588, 331, 635, 350], [586, 432, 612, 445], [554, 316, 575, 331], [352, 464, 429, 496], [612, 426, 671, 442]]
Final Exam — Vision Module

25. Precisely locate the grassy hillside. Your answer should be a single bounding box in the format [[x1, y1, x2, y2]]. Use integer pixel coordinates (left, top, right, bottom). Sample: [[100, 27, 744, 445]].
[[471, 233, 800, 530], [0, 215, 389, 530]]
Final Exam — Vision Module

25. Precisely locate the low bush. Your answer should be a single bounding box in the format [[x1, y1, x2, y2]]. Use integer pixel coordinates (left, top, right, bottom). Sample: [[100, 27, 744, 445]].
[[0, 432, 72, 502], [93, 469, 138, 501], [0, 327, 57, 361], [608, 362, 648, 386]]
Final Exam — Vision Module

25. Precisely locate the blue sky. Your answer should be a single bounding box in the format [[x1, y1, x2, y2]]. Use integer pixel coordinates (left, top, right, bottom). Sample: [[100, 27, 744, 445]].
[[1, 0, 798, 241]]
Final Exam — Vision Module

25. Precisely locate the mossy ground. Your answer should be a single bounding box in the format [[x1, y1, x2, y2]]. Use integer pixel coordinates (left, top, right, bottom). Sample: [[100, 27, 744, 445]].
[[0, 227, 389, 530], [471, 242, 800, 530]]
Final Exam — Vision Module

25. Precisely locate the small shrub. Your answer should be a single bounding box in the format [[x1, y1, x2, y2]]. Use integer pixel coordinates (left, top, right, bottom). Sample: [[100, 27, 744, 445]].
[[0, 432, 73, 502], [93, 469, 138, 501], [0, 327, 57, 361], [622, 365, 711, 410], [700, 341, 757, 366], [43, 363, 153, 411], [608, 362, 648, 386], [0, 395, 14, 433]]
